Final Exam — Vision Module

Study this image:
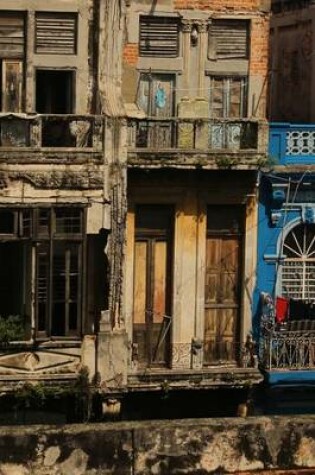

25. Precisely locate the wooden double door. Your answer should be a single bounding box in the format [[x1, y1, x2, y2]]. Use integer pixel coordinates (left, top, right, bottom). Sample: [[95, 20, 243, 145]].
[[204, 206, 244, 365], [133, 205, 173, 367]]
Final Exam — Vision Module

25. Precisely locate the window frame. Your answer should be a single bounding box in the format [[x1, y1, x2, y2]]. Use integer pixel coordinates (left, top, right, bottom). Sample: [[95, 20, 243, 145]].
[[0, 11, 25, 113], [209, 75, 248, 119], [281, 222, 315, 301], [0, 206, 86, 340]]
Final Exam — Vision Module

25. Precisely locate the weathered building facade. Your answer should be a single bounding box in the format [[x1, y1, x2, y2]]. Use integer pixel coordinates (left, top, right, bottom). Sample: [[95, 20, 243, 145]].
[[0, 0, 127, 410], [256, 0, 315, 389], [0, 0, 271, 416], [101, 0, 272, 403]]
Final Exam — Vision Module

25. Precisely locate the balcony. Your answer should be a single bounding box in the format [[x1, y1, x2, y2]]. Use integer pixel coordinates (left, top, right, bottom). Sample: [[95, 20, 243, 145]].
[[270, 122, 315, 166], [0, 114, 104, 162], [260, 320, 315, 385], [127, 117, 267, 168]]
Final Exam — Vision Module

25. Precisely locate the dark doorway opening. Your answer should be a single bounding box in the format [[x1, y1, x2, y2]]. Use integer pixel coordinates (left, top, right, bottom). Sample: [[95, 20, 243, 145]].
[[36, 69, 74, 114], [0, 242, 24, 316]]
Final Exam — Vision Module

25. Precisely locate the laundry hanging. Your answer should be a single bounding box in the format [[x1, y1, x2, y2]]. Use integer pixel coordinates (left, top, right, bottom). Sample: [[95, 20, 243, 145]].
[[275, 296, 289, 323]]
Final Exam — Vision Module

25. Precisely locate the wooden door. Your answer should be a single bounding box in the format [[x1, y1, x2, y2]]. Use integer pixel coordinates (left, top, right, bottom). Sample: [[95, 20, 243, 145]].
[[133, 205, 173, 367], [204, 206, 244, 365]]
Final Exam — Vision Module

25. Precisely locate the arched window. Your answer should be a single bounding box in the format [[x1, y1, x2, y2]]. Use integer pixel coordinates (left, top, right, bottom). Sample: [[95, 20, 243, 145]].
[[282, 223, 315, 300]]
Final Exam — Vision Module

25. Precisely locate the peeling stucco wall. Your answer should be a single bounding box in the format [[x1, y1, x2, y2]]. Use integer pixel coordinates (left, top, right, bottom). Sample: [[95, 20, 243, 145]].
[[0, 416, 315, 474]]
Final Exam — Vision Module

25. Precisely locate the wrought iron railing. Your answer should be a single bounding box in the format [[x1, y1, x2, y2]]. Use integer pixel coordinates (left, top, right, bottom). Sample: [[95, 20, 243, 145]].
[[128, 118, 259, 151], [0, 114, 104, 150], [261, 331, 315, 370]]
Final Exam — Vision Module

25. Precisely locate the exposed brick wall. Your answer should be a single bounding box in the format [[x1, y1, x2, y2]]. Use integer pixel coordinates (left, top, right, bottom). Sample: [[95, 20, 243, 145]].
[[123, 43, 138, 66], [250, 16, 270, 76], [123, 1, 270, 119]]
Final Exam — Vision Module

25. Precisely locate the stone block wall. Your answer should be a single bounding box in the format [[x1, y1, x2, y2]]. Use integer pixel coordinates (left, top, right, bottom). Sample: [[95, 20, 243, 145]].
[[0, 416, 315, 474]]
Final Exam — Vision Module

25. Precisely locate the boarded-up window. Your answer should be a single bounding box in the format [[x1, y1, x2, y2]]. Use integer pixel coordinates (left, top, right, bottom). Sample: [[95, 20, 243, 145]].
[[210, 76, 247, 118], [35, 13, 77, 55], [0, 13, 24, 58], [209, 20, 249, 60], [139, 16, 179, 57]]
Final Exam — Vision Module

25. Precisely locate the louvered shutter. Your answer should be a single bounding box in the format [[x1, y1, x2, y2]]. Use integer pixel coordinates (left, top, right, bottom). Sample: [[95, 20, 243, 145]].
[[35, 13, 77, 55], [0, 13, 24, 58], [209, 20, 249, 59], [139, 16, 179, 57]]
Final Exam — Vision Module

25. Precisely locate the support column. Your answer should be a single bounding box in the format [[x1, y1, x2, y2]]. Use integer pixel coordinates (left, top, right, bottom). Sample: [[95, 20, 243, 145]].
[[197, 20, 208, 98], [181, 20, 192, 94]]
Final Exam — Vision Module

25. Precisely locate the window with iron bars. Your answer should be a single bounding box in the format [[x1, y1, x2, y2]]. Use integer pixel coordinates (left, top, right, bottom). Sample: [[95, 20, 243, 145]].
[[282, 223, 315, 301]]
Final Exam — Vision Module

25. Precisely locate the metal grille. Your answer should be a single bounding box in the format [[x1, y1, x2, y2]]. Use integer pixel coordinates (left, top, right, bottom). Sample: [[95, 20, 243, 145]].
[[286, 130, 315, 155], [35, 13, 77, 55], [209, 20, 249, 59], [0, 13, 24, 58], [262, 335, 315, 370], [139, 16, 179, 57], [282, 224, 315, 300]]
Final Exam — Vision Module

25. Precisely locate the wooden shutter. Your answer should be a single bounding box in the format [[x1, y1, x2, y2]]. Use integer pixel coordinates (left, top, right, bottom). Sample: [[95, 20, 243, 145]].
[[139, 16, 179, 57], [209, 20, 249, 59], [0, 13, 24, 58], [35, 13, 77, 55]]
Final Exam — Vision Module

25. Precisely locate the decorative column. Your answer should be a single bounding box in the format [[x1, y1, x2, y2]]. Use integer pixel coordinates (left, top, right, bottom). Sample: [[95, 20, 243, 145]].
[[197, 20, 209, 98], [181, 20, 192, 93]]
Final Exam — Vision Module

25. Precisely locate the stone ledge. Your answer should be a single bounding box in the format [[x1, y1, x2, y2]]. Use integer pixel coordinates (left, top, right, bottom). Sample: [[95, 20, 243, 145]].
[[0, 416, 313, 473]]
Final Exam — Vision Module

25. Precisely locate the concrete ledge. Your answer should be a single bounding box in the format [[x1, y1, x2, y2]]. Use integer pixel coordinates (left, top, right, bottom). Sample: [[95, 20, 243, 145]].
[[0, 416, 314, 473]]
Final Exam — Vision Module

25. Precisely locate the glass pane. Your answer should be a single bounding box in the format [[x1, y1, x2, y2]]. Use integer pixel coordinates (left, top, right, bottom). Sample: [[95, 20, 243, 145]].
[[211, 78, 224, 118], [38, 208, 50, 236], [21, 209, 32, 237], [52, 303, 65, 336], [69, 302, 78, 330], [37, 249, 49, 332], [53, 254, 66, 300], [55, 208, 82, 234], [229, 78, 242, 118]]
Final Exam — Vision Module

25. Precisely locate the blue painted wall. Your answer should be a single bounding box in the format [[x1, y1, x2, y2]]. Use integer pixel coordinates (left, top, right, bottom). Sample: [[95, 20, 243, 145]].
[[254, 126, 315, 384]]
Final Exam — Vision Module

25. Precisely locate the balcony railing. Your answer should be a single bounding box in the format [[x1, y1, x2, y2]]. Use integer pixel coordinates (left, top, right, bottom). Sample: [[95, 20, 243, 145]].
[[261, 332, 315, 371], [128, 118, 260, 152], [0, 114, 104, 150], [270, 122, 315, 165]]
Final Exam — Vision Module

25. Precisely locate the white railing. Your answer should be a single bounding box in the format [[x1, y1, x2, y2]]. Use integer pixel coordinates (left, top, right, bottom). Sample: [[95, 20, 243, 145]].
[[261, 333, 315, 370]]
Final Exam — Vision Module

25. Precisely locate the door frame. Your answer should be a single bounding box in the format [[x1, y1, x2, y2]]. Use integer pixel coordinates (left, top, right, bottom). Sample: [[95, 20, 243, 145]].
[[203, 204, 246, 366], [132, 204, 174, 367]]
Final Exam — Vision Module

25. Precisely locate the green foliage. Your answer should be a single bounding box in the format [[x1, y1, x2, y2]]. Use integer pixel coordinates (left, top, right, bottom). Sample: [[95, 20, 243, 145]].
[[11, 366, 93, 422], [0, 315, 25, 343], [215, 155, 240, 168]]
